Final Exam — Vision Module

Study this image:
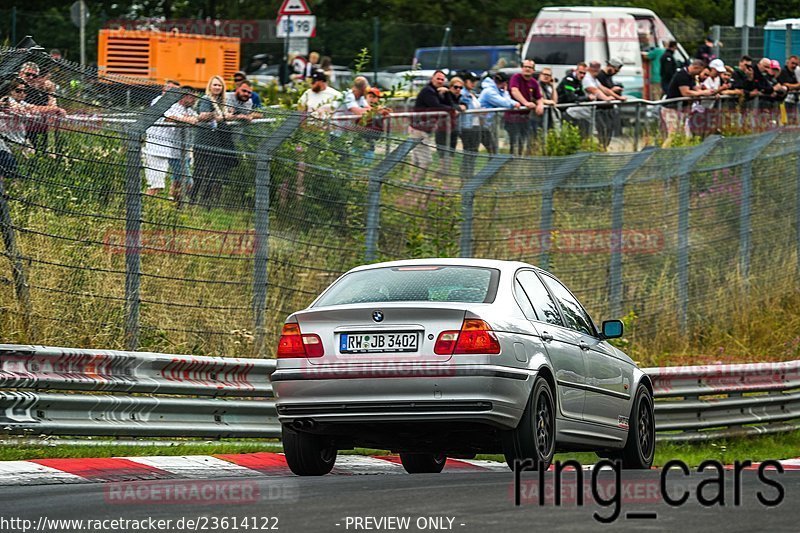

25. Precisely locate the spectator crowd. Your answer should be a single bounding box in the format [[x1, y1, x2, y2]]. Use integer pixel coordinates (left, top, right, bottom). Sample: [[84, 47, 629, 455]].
[[3, 42, 800, 199]]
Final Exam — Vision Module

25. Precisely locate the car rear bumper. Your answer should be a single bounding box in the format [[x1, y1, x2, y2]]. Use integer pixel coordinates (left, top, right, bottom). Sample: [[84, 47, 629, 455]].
[[271, 363, 534, 429]]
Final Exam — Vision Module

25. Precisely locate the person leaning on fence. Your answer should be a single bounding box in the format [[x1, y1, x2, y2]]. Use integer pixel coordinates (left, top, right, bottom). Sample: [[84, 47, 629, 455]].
[[0, 77, 35, 183], [233, 71, 262, 109], [297, 69, 343, 118], [409, 70, 452, 181], [192, 75, 238, 206], [142, 87, 199, 198], [17, 62, 65, 155], [353, 87, 391, 164], [537, 67, 559, 131], [435, 75, 465, 172], [778, 56, 800, 121], [661, 59, 714, 148], [583, 60, 624, 148], [506, 59, 544, 155], [340, 76, 370, 120], [557, 62, 593, 136], [478, 71, 519, 154], [458, 72, 483, 154]]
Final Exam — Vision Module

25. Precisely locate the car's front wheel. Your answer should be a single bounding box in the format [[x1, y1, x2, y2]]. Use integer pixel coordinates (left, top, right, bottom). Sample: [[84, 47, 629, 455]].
[[282, 425, 337, 476], [399, 452, 447, 474], [619, 385, 655, 469], [502, 376, 556, 471]]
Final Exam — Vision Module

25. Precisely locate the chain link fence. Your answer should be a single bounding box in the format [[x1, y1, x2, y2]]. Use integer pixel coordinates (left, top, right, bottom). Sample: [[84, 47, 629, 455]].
[[1, 45, 799, 358]]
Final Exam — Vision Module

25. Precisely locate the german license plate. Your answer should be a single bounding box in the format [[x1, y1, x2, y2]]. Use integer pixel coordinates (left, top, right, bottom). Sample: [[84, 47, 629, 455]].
[[339, 332, 419, 354]]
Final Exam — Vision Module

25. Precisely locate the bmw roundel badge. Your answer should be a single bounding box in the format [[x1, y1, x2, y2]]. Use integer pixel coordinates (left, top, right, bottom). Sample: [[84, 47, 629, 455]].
[[372, 310, 384, 322]]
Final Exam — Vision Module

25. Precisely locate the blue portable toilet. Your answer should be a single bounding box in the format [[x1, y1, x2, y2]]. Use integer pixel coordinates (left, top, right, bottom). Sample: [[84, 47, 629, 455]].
[[764, 19, 800, 61]]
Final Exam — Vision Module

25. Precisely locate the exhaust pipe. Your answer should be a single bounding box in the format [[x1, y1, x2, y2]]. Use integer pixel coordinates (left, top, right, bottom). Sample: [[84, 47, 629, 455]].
[[292, 418, 317, 430]]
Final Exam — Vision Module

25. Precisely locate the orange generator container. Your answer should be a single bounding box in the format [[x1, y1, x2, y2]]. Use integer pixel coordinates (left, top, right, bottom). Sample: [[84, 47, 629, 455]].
[[98, 28, 240, 89]]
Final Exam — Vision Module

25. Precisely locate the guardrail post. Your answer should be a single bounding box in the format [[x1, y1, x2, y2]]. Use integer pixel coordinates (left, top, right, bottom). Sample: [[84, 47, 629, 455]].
[[459, 155, 510, 257], [0, 177, 32, 338], [538, 154, 591, 269], [609, 149, 655, 317], [676, 136, 721, 333], [365, 138, 420, 262], [252, 115, 303, 356], [738, 131, 779, 283], [124, 90, 183, 350]]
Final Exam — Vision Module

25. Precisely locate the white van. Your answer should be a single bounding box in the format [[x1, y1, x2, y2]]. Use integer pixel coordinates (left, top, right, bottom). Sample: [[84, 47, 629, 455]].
[[521, 6, 689, 98]]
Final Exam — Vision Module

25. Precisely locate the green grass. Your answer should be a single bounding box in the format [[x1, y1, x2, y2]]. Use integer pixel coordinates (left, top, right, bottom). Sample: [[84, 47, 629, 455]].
[[476, 430, 800, 468], [0, 440, 282, 462], [2, 431, 798, 466]]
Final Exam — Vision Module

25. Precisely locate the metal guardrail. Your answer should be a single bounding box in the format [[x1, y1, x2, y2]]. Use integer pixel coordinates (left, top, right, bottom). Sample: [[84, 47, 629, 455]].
[[647, 360, 800, 442], [0, 344, 277, 439], [1, 345, 798, 442]]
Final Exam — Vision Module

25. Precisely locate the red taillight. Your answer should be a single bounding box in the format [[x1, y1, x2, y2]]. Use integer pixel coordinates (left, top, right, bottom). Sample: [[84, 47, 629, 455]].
[[277, 322, 324, 358], [434, 319, 501, 355]]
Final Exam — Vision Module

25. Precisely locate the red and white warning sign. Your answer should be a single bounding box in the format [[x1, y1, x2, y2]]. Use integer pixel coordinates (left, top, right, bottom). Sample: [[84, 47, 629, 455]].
[[278, 0, 312, 16]]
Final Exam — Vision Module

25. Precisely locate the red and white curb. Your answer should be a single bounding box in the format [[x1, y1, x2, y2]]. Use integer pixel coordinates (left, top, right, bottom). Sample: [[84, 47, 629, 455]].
[[0, 454, 798, 486]]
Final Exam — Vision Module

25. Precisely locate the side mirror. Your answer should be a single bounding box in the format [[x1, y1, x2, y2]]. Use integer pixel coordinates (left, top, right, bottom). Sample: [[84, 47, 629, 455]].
[[601, 319, 623, 339]]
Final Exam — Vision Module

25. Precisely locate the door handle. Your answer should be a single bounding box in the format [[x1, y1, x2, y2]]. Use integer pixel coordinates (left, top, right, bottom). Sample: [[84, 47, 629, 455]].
[[579, 341, 590, 351], [541, 331, 553, 342]]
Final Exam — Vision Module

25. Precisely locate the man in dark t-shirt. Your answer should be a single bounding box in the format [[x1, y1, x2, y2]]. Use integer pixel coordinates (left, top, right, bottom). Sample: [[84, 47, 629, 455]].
[[778, 56, 800, 116], [662, 59, 713, 147]]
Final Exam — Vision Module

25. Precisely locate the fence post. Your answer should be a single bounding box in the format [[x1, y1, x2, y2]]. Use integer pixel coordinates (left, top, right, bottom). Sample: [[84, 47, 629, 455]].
[[252, 115, 303, 356], [676, 136, 721, 333], [712, 25, 721, 58], [609, 149, 655, 318], [742, 25, 750, 57], [538, 154, 591, 269], [0, 177, 32, 338], [459, 155, 511, 257], [123, 90, 183, 350], [797, 150, 800, 278], [365, 138, 421, 262], [738, 131, 779, 283], [786, 24, 793, 63], [633, 101, 641, 151]]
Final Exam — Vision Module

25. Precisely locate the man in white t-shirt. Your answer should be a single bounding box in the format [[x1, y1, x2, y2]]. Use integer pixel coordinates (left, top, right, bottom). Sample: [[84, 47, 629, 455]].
[[297, 69, 343, 118], [143, 89, 198, 198]]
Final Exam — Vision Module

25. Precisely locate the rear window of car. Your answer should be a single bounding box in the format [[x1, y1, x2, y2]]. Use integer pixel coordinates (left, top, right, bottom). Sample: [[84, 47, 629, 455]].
[[313, 266, 500, 307]]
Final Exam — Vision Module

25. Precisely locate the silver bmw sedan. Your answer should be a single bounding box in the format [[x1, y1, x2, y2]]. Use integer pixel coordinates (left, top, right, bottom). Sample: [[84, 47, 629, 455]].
[[271, 258, 655, 475]]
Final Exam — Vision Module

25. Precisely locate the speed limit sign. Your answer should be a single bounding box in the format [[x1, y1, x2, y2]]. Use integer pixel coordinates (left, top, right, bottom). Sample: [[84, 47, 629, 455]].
[[276, 15, 317, 38]]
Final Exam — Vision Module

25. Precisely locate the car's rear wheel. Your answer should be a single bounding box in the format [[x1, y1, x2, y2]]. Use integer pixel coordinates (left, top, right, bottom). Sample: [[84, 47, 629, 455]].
[[619, 385, 655, 469], [399, 452, 447, 474], [282, 425, 337, 476], [502, 376, 556, 471]]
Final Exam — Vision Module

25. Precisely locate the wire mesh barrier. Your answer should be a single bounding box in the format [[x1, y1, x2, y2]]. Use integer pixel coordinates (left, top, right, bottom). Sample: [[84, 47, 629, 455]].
[[1, 46, 800, 358]]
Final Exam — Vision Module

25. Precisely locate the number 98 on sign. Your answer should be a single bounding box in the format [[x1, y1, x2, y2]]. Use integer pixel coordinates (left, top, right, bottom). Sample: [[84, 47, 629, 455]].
[[276, 15, 317, 38]]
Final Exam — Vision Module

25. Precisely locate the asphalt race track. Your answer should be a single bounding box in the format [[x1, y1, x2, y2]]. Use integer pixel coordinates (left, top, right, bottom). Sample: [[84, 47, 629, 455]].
[[0, 469, 798, 532]]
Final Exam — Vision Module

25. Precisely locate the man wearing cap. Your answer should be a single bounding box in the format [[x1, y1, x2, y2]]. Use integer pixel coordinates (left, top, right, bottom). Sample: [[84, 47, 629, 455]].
[[458, 72, 482, 175], [597, 58, 626, 98], [297, 69, 343, 117], [558, 62, 593, 135], [233, 71, 261, 108], [478, 72, 520, 154]]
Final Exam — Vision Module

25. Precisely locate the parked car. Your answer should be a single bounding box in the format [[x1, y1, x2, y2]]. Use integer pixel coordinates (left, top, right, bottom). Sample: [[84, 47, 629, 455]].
[[413, 45, 520, 73], [271, 258, 655, 476], [521, 6, 689, 97]]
